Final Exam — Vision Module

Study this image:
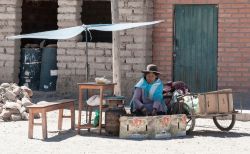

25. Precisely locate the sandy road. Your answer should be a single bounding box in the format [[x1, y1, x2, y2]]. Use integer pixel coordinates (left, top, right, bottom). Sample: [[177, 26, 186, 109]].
[[0, 110, 250, 154]]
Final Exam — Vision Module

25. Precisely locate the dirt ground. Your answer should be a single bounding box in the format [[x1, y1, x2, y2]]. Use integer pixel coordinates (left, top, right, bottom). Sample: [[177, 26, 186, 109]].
[[1, 110, 250, 154]]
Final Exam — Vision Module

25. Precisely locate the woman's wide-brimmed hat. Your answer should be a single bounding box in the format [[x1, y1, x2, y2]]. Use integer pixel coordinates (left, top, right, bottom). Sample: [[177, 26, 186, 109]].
[[142, 64, 161, 74]]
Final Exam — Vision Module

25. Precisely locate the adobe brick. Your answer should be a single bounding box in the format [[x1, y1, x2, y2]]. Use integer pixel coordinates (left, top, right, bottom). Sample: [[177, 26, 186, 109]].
[[96, 57, 112, 63], [0, 0, 21, 5], [58, 21, 82, 27], [57, 63, 66, 69], [88, 49, 104, 56], [58, 0, 82, 6], [66, 49, 85, 55], [75, 69, 85, 75], [105, 49, 112, 56], [126, 58, 145, 64], [128, 2, 145, 8], [57, 41, 76, 48], [57, 55, 75, 62], [58, 6, 82, 13], [96, 43, 112, 49], [58, 14, 81, 20], [120, 50, 132, 57], [96, 71, 112, 78]]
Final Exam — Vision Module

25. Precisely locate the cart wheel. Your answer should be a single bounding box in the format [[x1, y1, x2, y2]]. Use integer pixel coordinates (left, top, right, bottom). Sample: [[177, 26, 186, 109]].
[[186, 115, 195, 135], [213, 114, 236, 131], [183, 104, 195, 135]]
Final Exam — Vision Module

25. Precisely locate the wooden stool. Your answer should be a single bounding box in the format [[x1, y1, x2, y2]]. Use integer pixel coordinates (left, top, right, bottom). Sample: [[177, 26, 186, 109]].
[[105, 96, 125, 108], [26, 99, 75, 139]]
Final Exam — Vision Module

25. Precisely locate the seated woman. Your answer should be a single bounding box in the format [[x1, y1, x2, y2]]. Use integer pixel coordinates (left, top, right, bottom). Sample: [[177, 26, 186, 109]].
[[130, 64, 167, 116]]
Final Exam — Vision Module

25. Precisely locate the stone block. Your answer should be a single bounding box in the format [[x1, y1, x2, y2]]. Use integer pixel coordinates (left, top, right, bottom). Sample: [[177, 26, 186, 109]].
[[58, 6, 82, 13], [57, 55, 75, 62], [119, 8, 133, 15], [67, 63, 85, 69], [76, 42, 86, 48], [133, 64, 145, 71], [57, 41, 76, 48], [75, 69, 85, 75], [57, 63, 66, 69], [105, 49, 112, 56], [88, 49, 104, 56], [120, 50, 132, 57], [120, 36, 134, 43], [96, 57, 112, 63], [134, 50, 152, 57], [58, 14, 81, 20], [122, 65, 132, 71], [96, 70, 112, 78], [58, 0, 82, 6], [96, 43, 112, 49], [58, 20, 82, 27], [57, 49, 66, 55], [0, 0, 22, 5], [6, 7, 21, 13], [125, 58, 145, 64], [126, 72, 142, 78], [66, 49, 84, 55], [57, 69, 76, 76], [0, 54, 14, 60], [75, 56, 85, 62], [0, 6, 6, 12]]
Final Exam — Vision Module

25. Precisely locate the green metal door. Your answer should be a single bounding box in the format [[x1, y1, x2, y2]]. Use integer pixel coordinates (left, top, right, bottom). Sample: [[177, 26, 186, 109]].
[[174, 5, 218, 93]]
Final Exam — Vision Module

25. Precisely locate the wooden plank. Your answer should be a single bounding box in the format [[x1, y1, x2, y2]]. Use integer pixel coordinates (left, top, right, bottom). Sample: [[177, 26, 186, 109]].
[[26, 99, 75, 108], [28, 111, 34, 139], [111, 0, 122, 96], [42, 111, 47, 139]]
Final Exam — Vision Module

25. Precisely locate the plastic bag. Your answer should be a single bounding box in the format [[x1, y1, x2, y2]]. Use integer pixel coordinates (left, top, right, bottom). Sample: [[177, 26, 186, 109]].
[[86, 95, 106, 106]]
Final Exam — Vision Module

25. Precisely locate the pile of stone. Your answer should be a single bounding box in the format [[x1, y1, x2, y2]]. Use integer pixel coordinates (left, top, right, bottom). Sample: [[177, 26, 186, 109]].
[[0, 83, 38, 121]]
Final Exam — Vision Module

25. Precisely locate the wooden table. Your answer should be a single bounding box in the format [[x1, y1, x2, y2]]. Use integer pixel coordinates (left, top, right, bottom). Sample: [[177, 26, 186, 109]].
[[77, 82, 116, 134]]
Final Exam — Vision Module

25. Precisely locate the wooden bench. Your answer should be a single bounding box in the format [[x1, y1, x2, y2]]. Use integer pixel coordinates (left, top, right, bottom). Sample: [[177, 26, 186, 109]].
[[27, 99, 75, 139]]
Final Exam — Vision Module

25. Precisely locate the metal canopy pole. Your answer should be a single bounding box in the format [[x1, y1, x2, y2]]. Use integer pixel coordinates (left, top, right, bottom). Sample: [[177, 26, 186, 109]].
[[85, 27, 89, 82]]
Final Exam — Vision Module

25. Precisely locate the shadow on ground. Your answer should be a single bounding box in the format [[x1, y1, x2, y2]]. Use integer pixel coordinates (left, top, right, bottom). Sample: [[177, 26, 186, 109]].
[[190, 130, 250, 138], [43, 130, 77, 142]]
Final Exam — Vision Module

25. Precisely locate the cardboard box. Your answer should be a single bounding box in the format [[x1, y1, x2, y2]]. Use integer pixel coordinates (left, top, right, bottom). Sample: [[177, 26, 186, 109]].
[[170, 114, 187, 137], [119, 116, 154, 139], [119, 114, 186, 139], [154, 115, 171, 139]]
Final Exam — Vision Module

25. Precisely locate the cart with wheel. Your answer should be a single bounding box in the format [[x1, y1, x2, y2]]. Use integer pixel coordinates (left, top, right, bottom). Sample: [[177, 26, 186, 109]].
[[172, 89, 238, 134]]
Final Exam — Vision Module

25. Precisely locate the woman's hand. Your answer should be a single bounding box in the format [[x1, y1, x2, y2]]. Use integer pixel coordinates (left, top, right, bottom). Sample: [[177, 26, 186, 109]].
[[141, 107, 148, 116], [152, 108, 157, 116]]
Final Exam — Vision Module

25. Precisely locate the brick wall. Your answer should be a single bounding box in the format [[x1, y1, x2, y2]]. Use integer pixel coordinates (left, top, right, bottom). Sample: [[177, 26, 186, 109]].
[[56, 0, 154, 101], [154, 0, 250, 105], [119, 0, 154, 99], [0, 0, 22, 83], [0, 0, 155, 103]]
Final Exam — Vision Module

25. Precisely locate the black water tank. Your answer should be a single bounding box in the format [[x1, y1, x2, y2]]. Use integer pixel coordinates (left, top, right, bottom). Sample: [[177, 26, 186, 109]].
[[39, 47, 57, 91], [19, 48, 42, 90]]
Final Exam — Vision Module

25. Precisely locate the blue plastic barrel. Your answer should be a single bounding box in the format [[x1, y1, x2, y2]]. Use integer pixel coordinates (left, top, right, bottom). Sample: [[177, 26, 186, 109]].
[[39, 47, 57, 91]]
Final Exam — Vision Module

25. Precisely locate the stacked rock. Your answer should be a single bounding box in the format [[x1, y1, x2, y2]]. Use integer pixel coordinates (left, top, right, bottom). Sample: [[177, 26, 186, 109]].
[[0, 83, 38, 121]]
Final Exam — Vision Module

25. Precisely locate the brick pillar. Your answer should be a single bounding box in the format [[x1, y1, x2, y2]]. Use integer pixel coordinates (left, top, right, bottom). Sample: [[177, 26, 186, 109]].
[[56, 0, 83, 96], [119, 0, 154, 100], [0, 0, 22, 83]]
